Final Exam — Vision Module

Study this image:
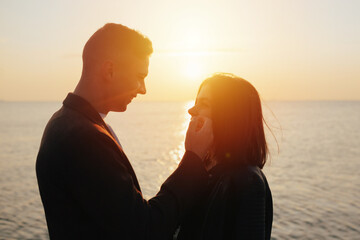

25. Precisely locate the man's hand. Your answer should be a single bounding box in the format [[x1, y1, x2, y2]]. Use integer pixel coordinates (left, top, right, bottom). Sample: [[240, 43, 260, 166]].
[[185, 116, 214, 160]]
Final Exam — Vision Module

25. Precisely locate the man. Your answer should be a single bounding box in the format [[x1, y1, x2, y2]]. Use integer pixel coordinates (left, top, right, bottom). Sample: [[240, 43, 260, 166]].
[[36, 23, 213, 239]]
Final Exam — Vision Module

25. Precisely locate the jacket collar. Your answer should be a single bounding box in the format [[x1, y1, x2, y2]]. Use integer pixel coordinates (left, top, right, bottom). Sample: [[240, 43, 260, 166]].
[[63, 92, 143, 191], [62, 93, 113, 136]]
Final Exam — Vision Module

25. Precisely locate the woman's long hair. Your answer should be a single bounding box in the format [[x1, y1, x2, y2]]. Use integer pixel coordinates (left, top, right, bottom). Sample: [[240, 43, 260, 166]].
[[199, 73, 268, 169]]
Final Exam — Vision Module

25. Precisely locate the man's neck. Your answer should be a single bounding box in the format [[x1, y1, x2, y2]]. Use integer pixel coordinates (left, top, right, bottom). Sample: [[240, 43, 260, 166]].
[[98, 112, 107, 119], [73, 82, 109, 115]]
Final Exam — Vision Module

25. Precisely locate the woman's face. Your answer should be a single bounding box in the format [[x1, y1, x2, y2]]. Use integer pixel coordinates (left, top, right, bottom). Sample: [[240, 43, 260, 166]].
[[188, 84, 212, 119]]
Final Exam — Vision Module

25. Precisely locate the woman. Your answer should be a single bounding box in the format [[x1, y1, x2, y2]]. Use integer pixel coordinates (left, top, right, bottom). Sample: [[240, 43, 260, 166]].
[[175, 73, 273, 239]]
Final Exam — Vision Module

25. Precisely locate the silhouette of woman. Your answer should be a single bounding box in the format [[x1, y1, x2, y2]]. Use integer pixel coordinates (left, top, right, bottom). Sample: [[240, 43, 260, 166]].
[[175, 73, 273, 240]]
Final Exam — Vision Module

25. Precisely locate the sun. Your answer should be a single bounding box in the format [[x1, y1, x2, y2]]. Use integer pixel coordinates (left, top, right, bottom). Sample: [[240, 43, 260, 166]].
[[183, 57, 204, 79]]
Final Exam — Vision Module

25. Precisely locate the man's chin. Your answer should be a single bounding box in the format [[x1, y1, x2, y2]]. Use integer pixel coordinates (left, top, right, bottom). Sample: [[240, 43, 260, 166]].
[[112, 104, 128, 112], [109, 98, 133, 112]]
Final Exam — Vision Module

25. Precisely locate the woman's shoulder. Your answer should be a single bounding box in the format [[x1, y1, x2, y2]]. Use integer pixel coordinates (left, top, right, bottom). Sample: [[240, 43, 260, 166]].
[[229, 165, 268, 192]]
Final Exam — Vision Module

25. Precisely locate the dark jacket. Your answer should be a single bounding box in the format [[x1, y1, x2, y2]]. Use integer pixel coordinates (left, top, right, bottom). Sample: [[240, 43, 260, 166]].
[[36, 93, 209, 240], [176, 164, 273, 240]]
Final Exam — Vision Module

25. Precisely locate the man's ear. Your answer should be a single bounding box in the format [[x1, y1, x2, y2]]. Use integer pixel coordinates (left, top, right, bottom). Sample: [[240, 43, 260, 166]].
[[102, 60, 114, 82]]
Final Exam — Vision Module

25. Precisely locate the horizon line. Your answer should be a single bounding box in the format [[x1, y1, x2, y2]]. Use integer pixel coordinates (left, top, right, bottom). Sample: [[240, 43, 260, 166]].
[[1, 99, 360, 103]]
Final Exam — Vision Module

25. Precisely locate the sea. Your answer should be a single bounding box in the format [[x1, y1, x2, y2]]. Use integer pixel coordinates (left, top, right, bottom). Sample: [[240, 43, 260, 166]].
[[0, 100, 359, 239]]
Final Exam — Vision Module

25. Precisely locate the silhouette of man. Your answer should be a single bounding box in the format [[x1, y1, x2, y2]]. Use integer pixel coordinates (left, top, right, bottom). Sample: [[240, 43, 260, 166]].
[[36, 23, 213, 240]]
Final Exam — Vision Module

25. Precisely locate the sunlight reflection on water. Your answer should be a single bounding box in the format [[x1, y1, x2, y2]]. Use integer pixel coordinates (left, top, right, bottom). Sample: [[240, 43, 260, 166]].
[[0, 101, 359, 239]]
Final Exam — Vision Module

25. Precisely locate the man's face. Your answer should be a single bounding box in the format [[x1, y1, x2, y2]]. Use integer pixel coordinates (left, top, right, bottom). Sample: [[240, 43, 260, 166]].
[[109, 55, 149, 112]]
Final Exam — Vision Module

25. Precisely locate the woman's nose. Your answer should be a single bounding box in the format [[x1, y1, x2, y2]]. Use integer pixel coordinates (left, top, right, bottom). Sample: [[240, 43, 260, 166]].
[[188, 105, 197, 116]]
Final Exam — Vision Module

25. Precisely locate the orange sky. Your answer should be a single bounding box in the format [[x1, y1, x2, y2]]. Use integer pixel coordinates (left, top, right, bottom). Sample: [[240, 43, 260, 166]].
[[1, 0, 359, 101]]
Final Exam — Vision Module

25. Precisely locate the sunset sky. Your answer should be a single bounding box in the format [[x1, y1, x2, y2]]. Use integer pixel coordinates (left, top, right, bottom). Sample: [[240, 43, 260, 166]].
[[1, 0, 359, 101]]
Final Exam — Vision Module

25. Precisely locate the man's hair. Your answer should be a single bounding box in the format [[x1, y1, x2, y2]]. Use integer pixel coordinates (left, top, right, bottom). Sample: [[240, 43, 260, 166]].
[[82, 23, 153, 67]]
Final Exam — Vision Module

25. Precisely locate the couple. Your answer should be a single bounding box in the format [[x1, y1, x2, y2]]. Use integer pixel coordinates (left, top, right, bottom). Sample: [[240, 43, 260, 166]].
[[36, 23, 273, 240]]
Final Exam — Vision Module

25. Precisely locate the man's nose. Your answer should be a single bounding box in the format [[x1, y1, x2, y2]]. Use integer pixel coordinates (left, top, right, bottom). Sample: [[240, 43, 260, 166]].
[[138, 82, 146, 95]]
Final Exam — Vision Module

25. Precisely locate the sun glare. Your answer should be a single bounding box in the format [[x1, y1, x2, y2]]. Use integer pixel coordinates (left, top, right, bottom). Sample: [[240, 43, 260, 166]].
[[183, 59, 203, 79], [177, 29, 207, 80]]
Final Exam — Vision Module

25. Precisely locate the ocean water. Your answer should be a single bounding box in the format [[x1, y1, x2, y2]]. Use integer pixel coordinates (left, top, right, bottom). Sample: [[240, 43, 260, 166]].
[[0, 100, 359, 239]]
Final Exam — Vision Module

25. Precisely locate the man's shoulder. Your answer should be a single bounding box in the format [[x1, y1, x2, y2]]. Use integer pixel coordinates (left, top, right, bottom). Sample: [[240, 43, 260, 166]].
[[40, 106, 110, 150]]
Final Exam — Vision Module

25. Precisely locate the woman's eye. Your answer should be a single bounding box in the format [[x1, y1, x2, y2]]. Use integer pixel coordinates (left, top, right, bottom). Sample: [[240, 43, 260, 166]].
[[197, 102, 208, 108]]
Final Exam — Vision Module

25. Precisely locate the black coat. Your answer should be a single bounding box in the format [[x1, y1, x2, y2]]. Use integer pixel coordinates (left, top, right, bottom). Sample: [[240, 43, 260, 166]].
[[36, 93, 209, 240], [176, 164, 273, 240]]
